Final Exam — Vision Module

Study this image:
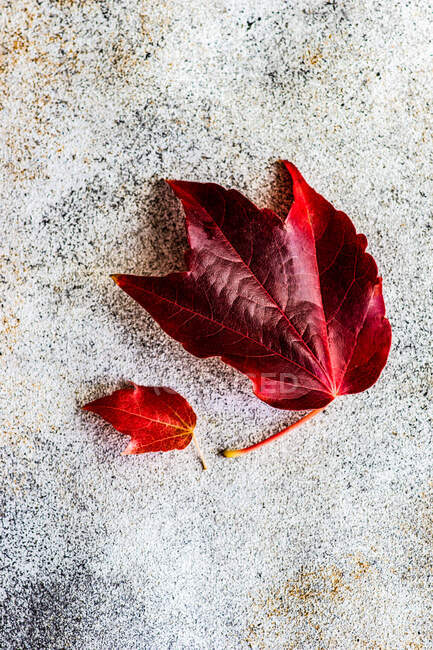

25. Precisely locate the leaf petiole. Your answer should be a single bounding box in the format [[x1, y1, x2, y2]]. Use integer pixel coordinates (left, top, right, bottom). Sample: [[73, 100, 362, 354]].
[[222, 406, 328, 458], [192, 431, 207, 470]]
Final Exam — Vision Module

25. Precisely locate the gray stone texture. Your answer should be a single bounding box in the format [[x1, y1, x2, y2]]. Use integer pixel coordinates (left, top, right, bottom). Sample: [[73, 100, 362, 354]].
[[1, 0, 432, 648]]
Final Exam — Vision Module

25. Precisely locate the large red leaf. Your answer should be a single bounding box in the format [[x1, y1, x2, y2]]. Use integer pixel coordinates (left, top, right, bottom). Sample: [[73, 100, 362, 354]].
[[83, 384, 197, 455], [112, 163, 391, 415]]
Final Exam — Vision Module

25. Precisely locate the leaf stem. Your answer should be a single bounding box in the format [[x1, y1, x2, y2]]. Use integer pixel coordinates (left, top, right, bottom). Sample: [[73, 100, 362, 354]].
[[223, 406, 327, 458], [192, 432, 207, 470]]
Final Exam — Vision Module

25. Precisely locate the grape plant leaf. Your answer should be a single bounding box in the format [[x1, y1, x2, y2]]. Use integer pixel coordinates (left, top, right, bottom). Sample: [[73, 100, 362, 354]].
[[112, 162, 391, 456], [83, 384, 206, 468]]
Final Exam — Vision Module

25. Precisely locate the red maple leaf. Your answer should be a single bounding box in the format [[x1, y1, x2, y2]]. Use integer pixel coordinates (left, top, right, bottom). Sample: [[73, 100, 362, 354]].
[[112, 162, 391, 456], [83, 384, 206, 468]]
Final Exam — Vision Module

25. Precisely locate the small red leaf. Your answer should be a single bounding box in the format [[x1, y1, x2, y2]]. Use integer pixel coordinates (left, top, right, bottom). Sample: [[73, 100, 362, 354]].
[[83, 384, 197, 456]]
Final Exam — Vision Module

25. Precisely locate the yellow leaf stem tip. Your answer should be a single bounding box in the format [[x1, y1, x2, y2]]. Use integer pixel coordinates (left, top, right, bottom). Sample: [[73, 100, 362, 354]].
[[222, 448, 245, 459], [110, 274, 121, 285]]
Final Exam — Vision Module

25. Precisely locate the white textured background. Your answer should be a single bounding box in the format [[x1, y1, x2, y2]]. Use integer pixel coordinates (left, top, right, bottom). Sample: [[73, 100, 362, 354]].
[[1, 1, 432, 648]]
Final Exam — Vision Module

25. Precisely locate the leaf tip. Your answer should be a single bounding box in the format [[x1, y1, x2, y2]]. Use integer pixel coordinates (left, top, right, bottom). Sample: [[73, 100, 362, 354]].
[[165, 179, 186, 198], [121, 442, 136, 456], [110, 274, 121, 286], [280, 159, 295, 172]]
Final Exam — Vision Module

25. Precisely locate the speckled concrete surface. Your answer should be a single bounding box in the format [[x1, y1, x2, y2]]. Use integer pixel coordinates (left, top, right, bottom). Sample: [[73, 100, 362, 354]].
[[1, 1, 432, 648]]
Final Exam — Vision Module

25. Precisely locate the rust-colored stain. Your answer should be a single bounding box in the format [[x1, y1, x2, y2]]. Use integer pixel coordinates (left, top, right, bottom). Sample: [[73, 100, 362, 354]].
[[420, 482, 433, 537], [245, 553, 425, 649], [304, 48, 323, 66], [245, 556, 372, 648], [269, 564, 349, 606], [1, 315, 20, 352], [2, 5, 73, 181], [0, 254, 24, 353], [2, 1, 166, 183]]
